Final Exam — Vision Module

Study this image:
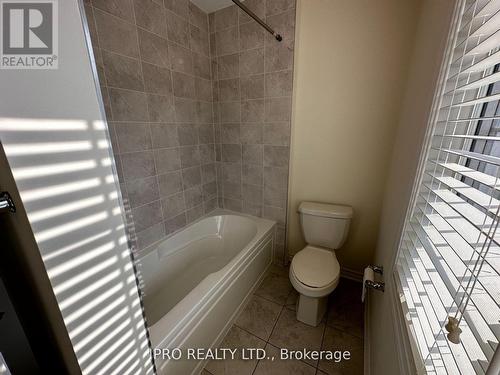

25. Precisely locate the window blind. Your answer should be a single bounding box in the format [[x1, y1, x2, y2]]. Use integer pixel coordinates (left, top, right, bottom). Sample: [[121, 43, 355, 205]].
[[395, 0, 500, 373]]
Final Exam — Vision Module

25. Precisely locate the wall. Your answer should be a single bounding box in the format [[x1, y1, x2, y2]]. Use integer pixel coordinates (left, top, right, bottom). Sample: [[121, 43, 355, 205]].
[[0, 0, 153, 372], [368, 0, 456, 373], [209, 0, 296, 263], [84, 0, 218, 255], [0, 277, 39, 373], [288, 0, 421, 272]]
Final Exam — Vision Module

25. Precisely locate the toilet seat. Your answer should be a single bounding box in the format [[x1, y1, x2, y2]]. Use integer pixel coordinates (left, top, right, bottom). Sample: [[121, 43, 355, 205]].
[[290, 246, 340, 297]]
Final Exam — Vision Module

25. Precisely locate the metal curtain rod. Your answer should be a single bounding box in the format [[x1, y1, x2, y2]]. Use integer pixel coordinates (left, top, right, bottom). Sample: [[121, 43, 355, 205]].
[[231, 0, 282, 41]]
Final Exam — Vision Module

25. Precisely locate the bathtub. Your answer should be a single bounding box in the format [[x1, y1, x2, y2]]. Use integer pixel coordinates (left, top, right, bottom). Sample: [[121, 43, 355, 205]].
[[137, 210, 276, 374]]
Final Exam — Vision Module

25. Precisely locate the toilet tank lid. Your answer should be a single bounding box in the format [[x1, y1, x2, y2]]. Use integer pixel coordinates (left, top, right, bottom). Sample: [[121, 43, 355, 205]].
[[298, 202, 353, 219]]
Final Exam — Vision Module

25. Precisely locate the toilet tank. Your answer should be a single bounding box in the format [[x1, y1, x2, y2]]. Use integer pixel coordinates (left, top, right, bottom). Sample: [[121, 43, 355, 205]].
[[298, 202, 353, 250]]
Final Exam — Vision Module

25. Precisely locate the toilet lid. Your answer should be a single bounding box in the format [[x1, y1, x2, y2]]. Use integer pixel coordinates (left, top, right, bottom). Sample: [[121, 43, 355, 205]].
[[291, 246, 340, 288]]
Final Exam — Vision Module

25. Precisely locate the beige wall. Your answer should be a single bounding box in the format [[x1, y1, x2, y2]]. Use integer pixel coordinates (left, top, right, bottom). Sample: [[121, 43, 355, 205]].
[[287, 0, 422, 272], [369, 0, 456, 373]]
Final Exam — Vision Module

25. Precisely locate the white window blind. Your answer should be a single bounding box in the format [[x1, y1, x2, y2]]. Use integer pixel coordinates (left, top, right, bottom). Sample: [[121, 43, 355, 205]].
[[395, 0, 500, 373]]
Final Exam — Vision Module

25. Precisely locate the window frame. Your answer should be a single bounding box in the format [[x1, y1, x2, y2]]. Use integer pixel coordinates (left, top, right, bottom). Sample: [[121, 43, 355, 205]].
[[387, 0, 477, 372]]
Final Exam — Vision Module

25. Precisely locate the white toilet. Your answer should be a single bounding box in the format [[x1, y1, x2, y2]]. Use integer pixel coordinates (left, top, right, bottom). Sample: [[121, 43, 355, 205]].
[[289, 201, 353, 326]]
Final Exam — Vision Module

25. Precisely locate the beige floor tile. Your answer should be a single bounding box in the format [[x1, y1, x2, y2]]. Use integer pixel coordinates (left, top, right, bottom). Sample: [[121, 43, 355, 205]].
[[327, 281, 364, 338], [330, 279, 362, 305], [269, 264, 289, 278], [255, 271, 293, 305], [268, 308, 325, 367], [326, 304, 363, 338], [285, 289, 298, 311], [254, 343, 316, 375], [318, 326, 363, 375], [235, 295, 282, 341], [204, 326, 266, 375]]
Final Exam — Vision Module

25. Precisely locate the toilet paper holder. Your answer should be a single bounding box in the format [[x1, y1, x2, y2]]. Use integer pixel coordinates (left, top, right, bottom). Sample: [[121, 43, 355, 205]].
[[365, 265, 385, 292], [365, 279, 385, 292], [368, 265, 383, 275]]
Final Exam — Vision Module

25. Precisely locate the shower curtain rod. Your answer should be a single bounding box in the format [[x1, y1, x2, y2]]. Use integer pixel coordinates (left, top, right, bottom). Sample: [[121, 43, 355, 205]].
[[231, 0, 282, 41]]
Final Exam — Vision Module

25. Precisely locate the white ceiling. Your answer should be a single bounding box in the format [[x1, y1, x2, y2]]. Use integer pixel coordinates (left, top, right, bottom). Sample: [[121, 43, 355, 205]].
[[191, 0, 236, 13]]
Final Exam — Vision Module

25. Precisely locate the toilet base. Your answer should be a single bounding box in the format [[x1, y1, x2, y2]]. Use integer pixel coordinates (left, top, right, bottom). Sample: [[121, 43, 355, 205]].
[[296, 294, 328, 327]]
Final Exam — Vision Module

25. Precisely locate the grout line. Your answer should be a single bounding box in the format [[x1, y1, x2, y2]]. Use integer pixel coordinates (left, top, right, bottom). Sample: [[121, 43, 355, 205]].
[[96, 30, 212, 77], [87, 4, 136, 247], [102, 81, 298, 107], [252, 293, 284, 307], [212, 6, 296, 34], [267, 306, 284, 344], [202, 368, 215, 375], [261, 0, 268, 227], [203, 270, 363, 374], [104, 79, 241, 100], [215, 31, 224, 209], [237, 15, 244, 215], [94, 3, 211, 53], [317, 311, 328, 371], [117, 145, 215, 158], [131, 2, 168, 239], [232, 323, 268, 343]]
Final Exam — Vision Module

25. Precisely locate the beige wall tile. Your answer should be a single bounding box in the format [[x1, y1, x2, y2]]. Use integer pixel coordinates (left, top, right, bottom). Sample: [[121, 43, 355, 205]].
[[214, 5, 238, 31], [164, 0, 189, 19], [142, 63, 173, 95], [103, 51, 144, 90], [93, 0, 134, 22], [138, 29, 170, 67], [239, 21, 265, 50], [166, 10, 190, 46], [133, 0, 166, 36], [94, 9, 139, 57]]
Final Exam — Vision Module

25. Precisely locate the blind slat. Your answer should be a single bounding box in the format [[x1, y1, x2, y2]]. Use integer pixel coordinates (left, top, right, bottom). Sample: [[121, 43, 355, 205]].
[[420, 186, 500, 244], [460, 49, 500, 74], [475, 0, 500, 18], [424, 173, 500, 214], [456, 71, 500, 91], [409, 222, 498, 362], [406, 222, 496, 364], [438, 115, 500, 123], [430, 161, 500, 189], [466, 29, 500, 56], [470, 10, 500, 38], [430, 147, 500, 167], [437, 134, 500, 141], [398, 242, 466, 374], [446, 49, 500, 83], [458, 0, 500, 35], [396, 0, 500, 371], [415, 198, 500, 280], [449, 92, 500, 108]]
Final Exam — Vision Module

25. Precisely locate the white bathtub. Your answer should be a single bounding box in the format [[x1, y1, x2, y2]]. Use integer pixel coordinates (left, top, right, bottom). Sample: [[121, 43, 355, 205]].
[[137, 210, 276, 374]]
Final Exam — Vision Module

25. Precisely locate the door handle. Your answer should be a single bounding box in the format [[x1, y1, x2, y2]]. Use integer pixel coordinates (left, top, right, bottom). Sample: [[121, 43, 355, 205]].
[[0, 192, 16, 214]]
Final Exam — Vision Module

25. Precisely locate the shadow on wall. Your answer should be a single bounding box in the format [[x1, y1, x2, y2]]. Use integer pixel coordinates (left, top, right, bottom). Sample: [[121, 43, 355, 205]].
[[0, 117, 153, 375]]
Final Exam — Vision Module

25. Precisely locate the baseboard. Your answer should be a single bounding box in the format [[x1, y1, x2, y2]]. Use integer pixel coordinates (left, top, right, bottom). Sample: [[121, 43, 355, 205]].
[[364, 294, 370, 375], [340, 267, 363, 282]]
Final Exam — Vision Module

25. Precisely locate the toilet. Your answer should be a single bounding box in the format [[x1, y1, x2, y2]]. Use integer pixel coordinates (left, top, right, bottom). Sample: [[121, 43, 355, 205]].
[[289, 202, 353, 326]]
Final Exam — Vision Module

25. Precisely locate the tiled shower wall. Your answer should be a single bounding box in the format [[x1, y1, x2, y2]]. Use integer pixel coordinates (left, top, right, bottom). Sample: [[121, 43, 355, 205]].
[[210, 0, 296, 263], [84, 0, 217, 253], [83, 0, 295, 263]]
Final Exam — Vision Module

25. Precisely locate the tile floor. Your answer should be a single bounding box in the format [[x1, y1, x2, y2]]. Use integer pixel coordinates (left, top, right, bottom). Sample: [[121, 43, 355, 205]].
[[202, 265, 364, 375]]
